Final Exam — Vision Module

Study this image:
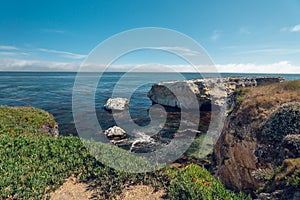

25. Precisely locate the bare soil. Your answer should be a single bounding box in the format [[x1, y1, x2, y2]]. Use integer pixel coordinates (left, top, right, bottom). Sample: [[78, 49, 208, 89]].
[[114, 185, 166, 200], [49, 177, 166, 200], [50, 177, 93, 200]]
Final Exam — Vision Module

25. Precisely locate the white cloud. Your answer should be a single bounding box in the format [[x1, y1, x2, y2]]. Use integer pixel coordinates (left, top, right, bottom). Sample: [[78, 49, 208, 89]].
[[281, 24, 300, 32], [210, 30, 221, 41], [0, 52, 30, 56], [1, 58, 299, 74], [0, 45, 19, 50], [150, 46, 200, 56], [215, 61, 300, 74], [0, 45, 29, 57], [38, 48, 87, 59], [87, 61, 300, 74], [0, 58, 80, 71], [238, 48, 300, 55], [291, 24, 300, 32]]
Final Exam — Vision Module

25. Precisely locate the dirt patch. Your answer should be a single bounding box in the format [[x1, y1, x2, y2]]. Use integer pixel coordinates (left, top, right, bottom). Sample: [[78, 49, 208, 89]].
[[50, 177, 93, 200], [114, 185, 166, 200]]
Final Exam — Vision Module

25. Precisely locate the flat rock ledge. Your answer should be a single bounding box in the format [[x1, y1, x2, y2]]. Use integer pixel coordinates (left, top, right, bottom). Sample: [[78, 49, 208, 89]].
[[147, 76, 284, 110], [104, 97, 129, 111]]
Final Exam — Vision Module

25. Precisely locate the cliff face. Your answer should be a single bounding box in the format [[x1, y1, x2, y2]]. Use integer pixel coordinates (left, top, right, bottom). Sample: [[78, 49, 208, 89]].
[[148, 77, 283, 110], [214, 80, 300, 198]]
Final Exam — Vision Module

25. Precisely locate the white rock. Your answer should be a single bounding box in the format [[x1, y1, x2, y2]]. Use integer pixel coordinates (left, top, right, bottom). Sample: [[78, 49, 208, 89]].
[[104, 97, 129, 111], [104, 126, 126, 140]]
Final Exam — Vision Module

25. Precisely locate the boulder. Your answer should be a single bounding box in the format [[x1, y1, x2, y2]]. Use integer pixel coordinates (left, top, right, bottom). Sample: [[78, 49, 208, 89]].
[[104, 126, 126, 140], [104, 98, 129, 111], [147, 77, 284, 110]]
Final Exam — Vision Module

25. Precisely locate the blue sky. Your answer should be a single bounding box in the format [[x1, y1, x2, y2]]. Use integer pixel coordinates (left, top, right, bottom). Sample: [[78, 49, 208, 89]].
[[0, 0, 300, 73]]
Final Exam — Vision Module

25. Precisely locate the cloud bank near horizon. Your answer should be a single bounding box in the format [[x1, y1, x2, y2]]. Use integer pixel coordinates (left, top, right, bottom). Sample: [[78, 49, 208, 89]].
[[0, 58, 299, 74]]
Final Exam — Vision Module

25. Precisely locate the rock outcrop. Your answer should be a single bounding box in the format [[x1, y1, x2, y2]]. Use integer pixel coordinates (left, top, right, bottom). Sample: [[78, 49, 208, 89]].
[[147, 77, 284, 110], [213, 80, 300, 198], [104, 98, 129, 111], [40, 122, 59, 137]]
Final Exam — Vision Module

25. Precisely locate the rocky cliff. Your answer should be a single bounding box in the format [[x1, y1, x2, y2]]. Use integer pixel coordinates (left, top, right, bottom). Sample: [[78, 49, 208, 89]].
[[148, 77, 284, 110], [214, 80, 300, 199]]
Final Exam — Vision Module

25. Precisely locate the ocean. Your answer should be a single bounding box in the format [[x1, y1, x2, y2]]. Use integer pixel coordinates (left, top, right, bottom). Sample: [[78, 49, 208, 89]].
[[0, 72, 299, 136]]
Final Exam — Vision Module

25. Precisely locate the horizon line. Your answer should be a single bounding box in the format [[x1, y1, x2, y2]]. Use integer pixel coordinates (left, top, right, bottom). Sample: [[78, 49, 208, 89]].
[[0, 71, 299, 75]]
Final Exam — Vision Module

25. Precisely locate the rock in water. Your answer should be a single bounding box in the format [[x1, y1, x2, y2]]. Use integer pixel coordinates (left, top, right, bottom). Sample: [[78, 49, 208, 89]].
[[104, 97, 129, 111], [129, 131, 156, 153], [105, 126, 126, 140]]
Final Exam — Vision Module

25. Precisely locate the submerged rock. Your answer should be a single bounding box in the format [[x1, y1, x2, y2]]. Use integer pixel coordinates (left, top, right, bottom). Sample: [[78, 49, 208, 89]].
[[104, 126, 126, 140], [148, 77, 284, 110], [104, 97, 129, 111]]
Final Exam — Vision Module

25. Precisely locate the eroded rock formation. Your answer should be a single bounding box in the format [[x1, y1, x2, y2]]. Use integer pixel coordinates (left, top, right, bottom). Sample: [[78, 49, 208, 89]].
[[148, 77, 284, 110]]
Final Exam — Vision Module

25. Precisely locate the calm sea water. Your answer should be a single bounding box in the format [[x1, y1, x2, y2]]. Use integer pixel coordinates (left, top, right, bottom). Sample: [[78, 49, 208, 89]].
[[0, 72, 299, 135]]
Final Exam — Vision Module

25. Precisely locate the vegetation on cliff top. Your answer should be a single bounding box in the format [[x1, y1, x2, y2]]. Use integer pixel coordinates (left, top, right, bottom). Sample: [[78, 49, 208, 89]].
[[0, 106, 248, 199], [0, 106, 56, 137], [232, 80, 300, 122]]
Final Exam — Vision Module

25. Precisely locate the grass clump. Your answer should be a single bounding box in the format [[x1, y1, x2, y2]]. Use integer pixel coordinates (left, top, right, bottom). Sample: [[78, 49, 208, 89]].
[[258, 158, 300, 195], [281, 80, 300, 91], [226, 87, 250, 115], [274, 158, 300, 188], [166, 164, 251, 200]]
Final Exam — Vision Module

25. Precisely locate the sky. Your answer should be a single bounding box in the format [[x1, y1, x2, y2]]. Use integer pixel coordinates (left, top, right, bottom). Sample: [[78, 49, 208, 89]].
[[0, 0, 300, 73]]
